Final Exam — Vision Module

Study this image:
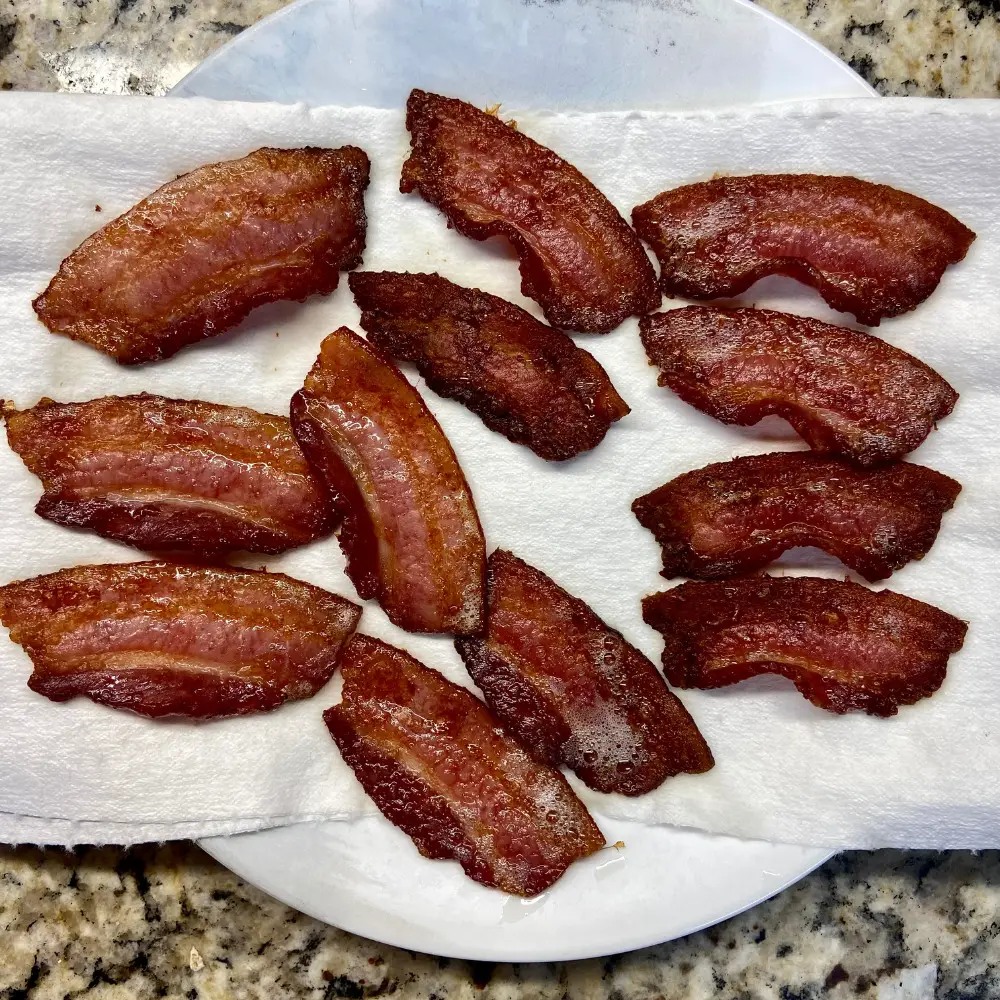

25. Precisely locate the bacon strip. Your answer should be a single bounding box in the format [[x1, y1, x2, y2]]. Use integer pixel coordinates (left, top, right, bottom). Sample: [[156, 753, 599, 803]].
[[640, 307, 958, 466], [633, 452, 961, 582], [642, 577, 967, 717], [4, 394, 336, 556], [34, 146, 370, 364], [0, 563, 361, 718], [632, 174, 974, 326], [324, 635, 605, 896], [400, 90, 658, 333], [456, 550, 713, 796], [349, 271, 630, 461], [291, 328, 486, 635]]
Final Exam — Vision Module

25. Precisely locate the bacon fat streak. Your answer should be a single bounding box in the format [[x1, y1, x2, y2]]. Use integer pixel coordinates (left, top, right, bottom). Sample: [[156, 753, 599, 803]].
[[640, 307, 958, 466], [642, 576, 967, 717], [4, 394, 336, 556], [456, 550, 713, 795], [291, 327, 486, 635], [34, 146, 370, 364], [324, 634, 605, 896], [350, 271, 630, 461], [401, 90, 658, 332], [0, 562, 361, 718]]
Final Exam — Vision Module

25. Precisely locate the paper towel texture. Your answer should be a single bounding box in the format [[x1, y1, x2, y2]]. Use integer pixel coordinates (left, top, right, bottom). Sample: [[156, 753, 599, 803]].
[[0, 92, 996, 847]]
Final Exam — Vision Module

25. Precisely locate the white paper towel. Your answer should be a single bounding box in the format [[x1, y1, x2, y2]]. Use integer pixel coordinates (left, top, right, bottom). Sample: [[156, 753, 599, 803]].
[[0, 92, 997, 849]]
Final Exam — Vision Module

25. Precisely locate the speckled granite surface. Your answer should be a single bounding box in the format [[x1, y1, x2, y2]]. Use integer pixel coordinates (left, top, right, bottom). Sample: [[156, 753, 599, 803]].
[[1, 2, 1000, 997]]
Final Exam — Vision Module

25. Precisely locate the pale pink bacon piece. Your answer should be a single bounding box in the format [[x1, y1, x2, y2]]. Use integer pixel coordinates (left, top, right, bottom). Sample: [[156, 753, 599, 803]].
[[34, 146, 370, 364], [4, 394, 336, 556], [0, 562, 361, 718], [349, 271, 630, 461], [642, 576, 967, 717], [632, 173, 974, 325], [456, 550, 713, 796], [291, 327, 486, 635], [633, 452, 961, 582], [640, 306, 958, 467], [324, 634, 605, 896], [401, 89, 659, 333]]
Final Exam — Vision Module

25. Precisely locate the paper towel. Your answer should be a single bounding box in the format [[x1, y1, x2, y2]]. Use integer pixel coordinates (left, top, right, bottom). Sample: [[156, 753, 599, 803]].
[[0, 92, 997, 848]]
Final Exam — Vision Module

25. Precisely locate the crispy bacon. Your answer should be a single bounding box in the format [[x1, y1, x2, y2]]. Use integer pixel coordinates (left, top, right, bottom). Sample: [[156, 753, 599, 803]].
[[349, 271, 630, 461], [0, 562, 361, 718], [631, 173, 974, 325], [34, 146, 370, 364], [4, 394, 336, 556], [324, 634, 605, 896], [291, 327, 486, 635], [642, 577, 967, 717], [400, 89, 658, 333], [633, 452, 961, 582], [640, 307, 958, 466], [456, 550, 713, 796]]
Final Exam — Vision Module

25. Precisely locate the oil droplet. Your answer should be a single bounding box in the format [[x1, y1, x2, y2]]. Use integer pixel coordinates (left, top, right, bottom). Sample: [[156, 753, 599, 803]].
[[545, 809, 559, 823], [583, 750, 598, 764], [603, 635, 618, 650], [616, 761, 634, 773], [602, 652, 616, 666]]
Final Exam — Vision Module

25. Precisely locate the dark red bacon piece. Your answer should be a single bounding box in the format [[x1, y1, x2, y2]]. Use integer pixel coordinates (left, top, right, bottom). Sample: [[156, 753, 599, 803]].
[[34, 146, 370, 364], [456, 550, 713, 796], [633, 452, 961, 582], [642, 577, 967, 717], [400, 89, 658, 333], [632, 173, 974, 326], [4, 394, 336, 556], [325, 635, 605, 896], [291, 327, 486, 635], [0, 562, 361, 718], [349, 271, 630, 461], [640, 306, 958, 466]]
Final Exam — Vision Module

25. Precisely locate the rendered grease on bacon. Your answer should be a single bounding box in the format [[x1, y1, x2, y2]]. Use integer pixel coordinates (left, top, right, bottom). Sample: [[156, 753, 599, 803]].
[[456, 550, 713, 795], [642, 576, 967, 717], [34, 146, 370, 364], [324, 634, 605, 896], [633, 452, 961, 582], [640, 306, 958, 466], [291, 327, 486, 635], [632, 173, 974, 325], [0, 563, 361, 718], [4, 394, 336, 556], [400, 89, 659, 332], [350, 271, 630, 461]]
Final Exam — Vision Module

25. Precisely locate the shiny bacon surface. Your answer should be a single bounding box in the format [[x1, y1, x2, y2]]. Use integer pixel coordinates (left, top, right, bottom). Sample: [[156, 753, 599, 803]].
[[0, 562, 361, 718], [642, 576, 967, 717], [291, 327, 486, 635], [631, 173, 974, 325], [640, 307, 958, 466], [456, 550, 713, 796], [4, 394, 336, 555], [34, 146, 370, 364], [349, 271, 630, 460], [633, 452, 961, 582], [324, 635, 605, 896], [400, 90, 658, 333]]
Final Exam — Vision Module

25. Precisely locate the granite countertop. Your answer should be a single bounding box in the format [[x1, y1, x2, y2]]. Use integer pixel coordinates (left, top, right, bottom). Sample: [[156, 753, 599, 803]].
[[1, 2, 999, 998]]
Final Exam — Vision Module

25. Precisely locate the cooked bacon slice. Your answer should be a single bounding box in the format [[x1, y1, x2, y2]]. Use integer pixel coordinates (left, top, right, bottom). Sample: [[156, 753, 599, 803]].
[[455, 550, 713, 796], [4, 394, 336, 556], [631, 173, 974, 325], [633, 452, 961, 583], [324, 635, 605, 896], [400, 89, 658, 333], [349, 271, 630, 461], [34, 146, 370, 364], [0, 562, 361, 718], [640, 307, 958, 466], [291, 327, 485, 635], [642, 576, 967, 717]]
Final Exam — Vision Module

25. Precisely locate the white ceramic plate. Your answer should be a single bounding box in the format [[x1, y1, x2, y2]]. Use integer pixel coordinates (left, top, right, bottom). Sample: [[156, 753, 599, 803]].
[[173, 0, 874, 961]]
